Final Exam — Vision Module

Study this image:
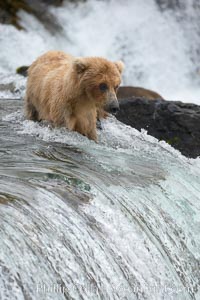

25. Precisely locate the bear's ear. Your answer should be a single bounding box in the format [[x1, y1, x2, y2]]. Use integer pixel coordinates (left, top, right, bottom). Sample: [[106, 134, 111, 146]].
[[115, 61, 124, 74], [74, 59, 88, 74]]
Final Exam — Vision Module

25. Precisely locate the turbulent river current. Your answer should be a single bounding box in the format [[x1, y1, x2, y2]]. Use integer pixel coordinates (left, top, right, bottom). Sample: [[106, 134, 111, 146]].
[[0, 99, 200, 300], [0, 0, 200, 299]]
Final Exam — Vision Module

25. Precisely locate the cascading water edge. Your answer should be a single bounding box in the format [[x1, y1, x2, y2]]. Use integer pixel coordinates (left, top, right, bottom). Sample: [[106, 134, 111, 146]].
[[0, 99, 200, 300], [0, 1, 200, 299]]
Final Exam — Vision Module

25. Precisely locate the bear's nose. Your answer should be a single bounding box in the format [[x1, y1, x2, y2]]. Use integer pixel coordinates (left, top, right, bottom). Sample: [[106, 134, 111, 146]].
[[110, 105, 120, 115]]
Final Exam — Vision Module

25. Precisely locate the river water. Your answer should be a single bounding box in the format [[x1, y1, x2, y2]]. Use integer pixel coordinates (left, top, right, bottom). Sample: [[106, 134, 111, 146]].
[[1, 0, 200, 299], [0, 98, 200, 300]]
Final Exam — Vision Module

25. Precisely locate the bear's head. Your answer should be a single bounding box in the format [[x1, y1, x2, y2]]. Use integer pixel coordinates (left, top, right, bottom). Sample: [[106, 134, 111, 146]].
[[73, 57, 124, 114]]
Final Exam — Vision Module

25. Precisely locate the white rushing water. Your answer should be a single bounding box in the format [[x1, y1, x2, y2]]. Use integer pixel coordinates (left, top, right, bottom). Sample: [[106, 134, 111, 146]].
[[0, 101, 200, 300], [0, 0, 200, 102], [0, 1, 200, 299]]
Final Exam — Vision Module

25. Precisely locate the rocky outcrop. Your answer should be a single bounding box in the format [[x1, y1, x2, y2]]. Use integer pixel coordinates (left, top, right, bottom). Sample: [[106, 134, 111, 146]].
[[156, 0, 183, 10], [0, 82, 16, 93], [117, 86, 164, 100], [116, 97, 200, 158], [0, 0, 67, 32], [0, 0, 86, 32], [0, 0, 32, 29], [16, 66, 29, 77]]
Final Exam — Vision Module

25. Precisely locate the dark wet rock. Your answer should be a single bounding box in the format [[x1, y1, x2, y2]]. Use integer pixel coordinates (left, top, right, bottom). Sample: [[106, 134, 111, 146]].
[[0, 0, 86, 32], [0, 79, 25, 97], [0, 0, 32, 29], [16, 66, 29, 77], [156, 0, 183, 10], [116, 97, 200, 158], [0, 82, 16, 93], [117, 86, 164, 100], [0, 0, 63, 32], [155, 0, 200, 10]]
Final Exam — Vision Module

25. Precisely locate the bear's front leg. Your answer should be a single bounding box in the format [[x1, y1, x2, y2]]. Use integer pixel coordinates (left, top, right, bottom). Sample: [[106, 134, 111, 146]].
[[87, 128, 97, 142], [73, 117, 97, 142], [86, 113, 98, 142]]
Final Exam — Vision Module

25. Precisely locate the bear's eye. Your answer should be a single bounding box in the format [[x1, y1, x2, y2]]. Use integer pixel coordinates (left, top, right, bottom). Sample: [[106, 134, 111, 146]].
[[99, 83, 108, 92]]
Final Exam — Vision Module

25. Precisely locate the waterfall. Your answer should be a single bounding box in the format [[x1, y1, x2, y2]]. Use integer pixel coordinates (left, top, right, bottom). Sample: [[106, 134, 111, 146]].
[[0, 0, 200, 102], [0, 1, 200, 299]]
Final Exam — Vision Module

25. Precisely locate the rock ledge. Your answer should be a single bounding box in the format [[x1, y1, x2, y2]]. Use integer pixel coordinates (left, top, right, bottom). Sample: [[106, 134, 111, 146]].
[[116, 97, 200, 158]]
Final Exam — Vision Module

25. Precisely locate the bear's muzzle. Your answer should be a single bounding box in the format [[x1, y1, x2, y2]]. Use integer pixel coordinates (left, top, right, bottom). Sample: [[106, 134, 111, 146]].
[[106, 94, 120, 115]]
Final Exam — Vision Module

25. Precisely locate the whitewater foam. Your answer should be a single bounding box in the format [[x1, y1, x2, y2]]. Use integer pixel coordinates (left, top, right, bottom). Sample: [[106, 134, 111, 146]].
[[1, 98, 200, 300], [2, 110, 191, 166], [0, 0, 200, 103]]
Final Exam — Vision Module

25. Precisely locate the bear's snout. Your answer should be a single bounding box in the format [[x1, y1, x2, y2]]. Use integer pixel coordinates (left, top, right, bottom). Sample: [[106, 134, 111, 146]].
[[109, 102, 120, 115], [106, 96, 120, 115]]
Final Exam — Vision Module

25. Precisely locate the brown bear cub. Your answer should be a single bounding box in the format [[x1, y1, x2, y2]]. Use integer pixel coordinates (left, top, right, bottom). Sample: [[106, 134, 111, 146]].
[[25, 51, 124, 141]]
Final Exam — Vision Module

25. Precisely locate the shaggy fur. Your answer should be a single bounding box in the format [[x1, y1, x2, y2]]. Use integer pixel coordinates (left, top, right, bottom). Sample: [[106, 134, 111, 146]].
[[25, 51, 124, 141]]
